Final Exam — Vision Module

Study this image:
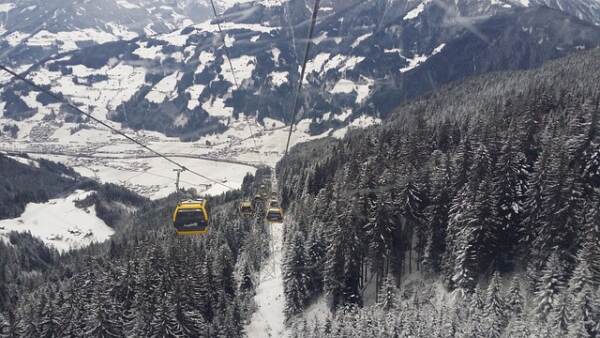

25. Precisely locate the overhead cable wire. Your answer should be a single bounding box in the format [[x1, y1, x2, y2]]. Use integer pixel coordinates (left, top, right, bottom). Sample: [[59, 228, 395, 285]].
[[208, 0, 259, 149], [0, 63, 234, 190], [283, 0, 321, 158]]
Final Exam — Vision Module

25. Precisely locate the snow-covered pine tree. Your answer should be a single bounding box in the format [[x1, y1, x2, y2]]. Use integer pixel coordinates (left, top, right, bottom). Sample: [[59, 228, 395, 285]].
[[21, 302, 40, 338], [377, 274, 397, 311], [149, 296, 183, 338], [284, 231, 309, 319], [567, 286, 597, 338], [423, 150, 452, 275], [533, 137, 583, 264], [535, 252, 567, 321], [365, 193, 394, 298], [395, 169, 427, 275], [505, 275, 524, 315], [0, 308, 20, 338], [485, 271, 507, 337], [305, 223, 325, 299], [0, 312, 7, 338], [85, 299, 124, 338], [546, 292, 569, 338], [39, 289, 64, 338], [493, 141, 528, 270], [568, 246, 596, 298]]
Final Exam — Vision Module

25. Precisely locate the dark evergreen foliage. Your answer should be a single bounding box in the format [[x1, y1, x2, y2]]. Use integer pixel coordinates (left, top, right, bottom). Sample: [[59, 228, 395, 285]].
[[279, 48, 600, 335]]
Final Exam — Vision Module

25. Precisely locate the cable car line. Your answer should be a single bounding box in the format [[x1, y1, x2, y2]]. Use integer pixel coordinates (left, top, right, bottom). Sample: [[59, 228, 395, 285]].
[[283, 0, 321, 158], [0, 63, 234, 190], [208, 0, 259, 149]]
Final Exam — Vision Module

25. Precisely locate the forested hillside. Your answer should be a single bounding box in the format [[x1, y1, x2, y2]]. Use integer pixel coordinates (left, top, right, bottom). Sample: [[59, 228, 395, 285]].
[[0, 153, 78, 219], [279, 48, 600, 336], [0, 164, 270, 337]]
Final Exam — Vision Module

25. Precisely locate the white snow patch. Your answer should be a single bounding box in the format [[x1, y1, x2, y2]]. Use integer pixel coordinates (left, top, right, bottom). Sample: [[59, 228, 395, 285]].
[[385, 48, 403, 54], [313, 31, 328, 44], [5, 31, 29, 46], [351, 32, 372, 48], [105, 22, 137, 40], [133, 43, 165, 60], [331, 77, 374, 104], [263, 117, 285, 129], [6, 155, 40, 168], [271, 47, 281, 65], [269, 71, 288, 87], [116, 0, 139, 9], [339, 56, 365, 72], [173, 113, 189, 128], [194, 20, 278, 34], [399, 43, 445, 73], [404, 0, 431, 20], [159, 29, 189, 46], [305, 53, 331, 75], [202, 97, 233, 118], [0, 190, 115, 252], [27, 29, 117, 53], [186, 84, 206, 110], [146, 71, 182, 104], [0, 3, 15, 12], [221, 55, 256, 84], [349, 115, 381, 128]]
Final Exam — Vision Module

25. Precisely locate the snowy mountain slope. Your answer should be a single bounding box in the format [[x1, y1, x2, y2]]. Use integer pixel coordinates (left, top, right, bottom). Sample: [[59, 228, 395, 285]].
[[0, 0, 264, 67], [528, 0, 600, 24], [2, 0, 600, 141], [0, 190, 115, 252]]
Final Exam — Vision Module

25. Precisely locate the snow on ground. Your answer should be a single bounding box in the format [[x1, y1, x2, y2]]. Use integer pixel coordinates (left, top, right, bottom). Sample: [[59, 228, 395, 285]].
[[146, 71, 182, 104], [194, 20, 278, 34], [133, 42, 166, 60], [6, 155, 40, 168], [331, 77, 373, 104], [186, 84, 206, 110], [159, 28, 189, 47], [202, 97, 234, 118], [400, 43, 445, 73], [404, 0, 432, 20], [29, 153, 256, 199], [26, 29, 117, 53], [221, 55, 256, 84], [0, 190, 114, 252], [216, 0, 283, 10], [351, 32, 372, 48], [246, 187, 287, 337], [349, 115, 382, 128], [5, 31, 29, 46], [28, 63, 147, 118], [304, 53, 331, 77], [269, 71, 288, 87], [0, 3, 15, 12], [116, 0, 139, 9], [331, 114, 382, 139]]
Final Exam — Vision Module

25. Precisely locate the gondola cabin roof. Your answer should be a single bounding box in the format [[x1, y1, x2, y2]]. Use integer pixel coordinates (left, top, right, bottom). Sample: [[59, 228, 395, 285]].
[[177, 199, 206, 208]]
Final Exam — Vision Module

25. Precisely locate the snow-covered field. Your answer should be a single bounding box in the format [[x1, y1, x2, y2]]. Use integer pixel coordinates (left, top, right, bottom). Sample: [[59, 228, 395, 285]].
[[0, 110, 363, 199], [246, 209, 287, 337], [0, 190, 114, 252]]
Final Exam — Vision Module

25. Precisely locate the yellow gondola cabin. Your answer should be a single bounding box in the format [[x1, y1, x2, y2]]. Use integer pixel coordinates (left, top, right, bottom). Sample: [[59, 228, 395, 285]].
[[266, 207, 284, 223], [173, 199, 209, 235], [240, 201, 254, 217]]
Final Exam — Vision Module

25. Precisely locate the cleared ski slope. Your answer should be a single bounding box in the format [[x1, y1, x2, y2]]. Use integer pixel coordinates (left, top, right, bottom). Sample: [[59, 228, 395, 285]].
[[246, 221, 286, 337], [246, 174, 287, 337]]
